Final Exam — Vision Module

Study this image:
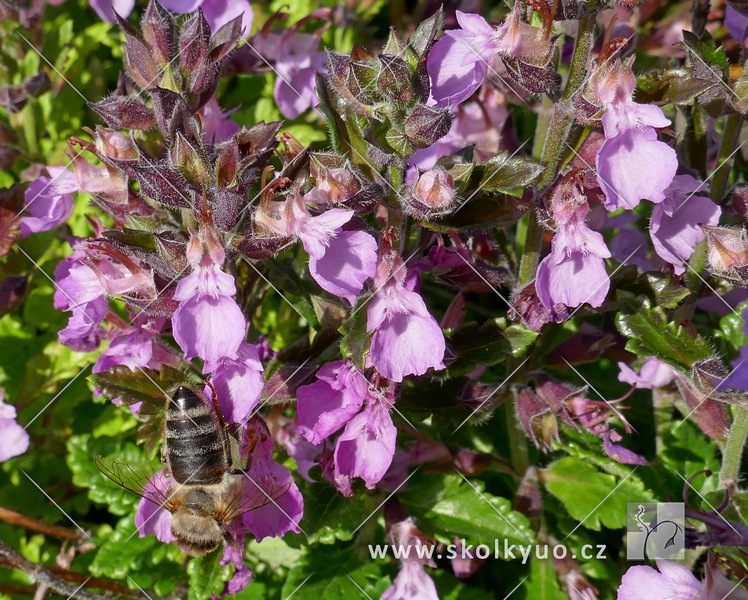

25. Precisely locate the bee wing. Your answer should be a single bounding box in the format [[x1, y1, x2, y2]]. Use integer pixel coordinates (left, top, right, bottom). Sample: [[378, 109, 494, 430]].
[[218, 474, 292, 523], [94, 456, 173, 510]]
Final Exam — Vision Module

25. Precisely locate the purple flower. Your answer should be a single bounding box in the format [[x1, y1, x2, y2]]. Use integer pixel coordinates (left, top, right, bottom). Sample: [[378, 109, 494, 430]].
[[366, 237, 445, 382], [199, 97, 240, 145], [427, 8, 548, 106], [650, 175, 721, 275], [89, 0, 136, 23], [255, 195, 377, 305], [726, 307, 748, 390], [159, 0, 253, 35], [0, 390, 30, 462], [618, 357, 677, 389], [334, 394, 397, 489], [134, 470, 174, 543], [203, 342, 264, 425], [251, 22, 326, 119], [93, 328, 156, 374], [295, 360, 368, 445], [381, 561, 439, 600], [593, 62, 678, 211], [21, 167, 77, 236], [212, 539, 253, 598], [172, 227, 246, 363], [726, 6, 748, 41], [240, 419, 304, 542], [535, 221, 611, 310], [277, 423, 320, 482], [54, 247, 110, 351], [617, 558, 748, 600]]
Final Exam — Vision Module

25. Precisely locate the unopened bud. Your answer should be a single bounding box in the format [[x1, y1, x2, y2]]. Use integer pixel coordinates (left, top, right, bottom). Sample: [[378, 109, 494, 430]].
[[141, 0, 176, 67], [404, 104, 453, 149], [22, 72, 50, 98], [405, 167, 457, 218], [95, 127, 139, 161], [692, 358, 733, 397], [703, 225, 748, 273], [179, 10, 211, 78], [377, 54, 412, 103], [516, 387, 558, 452], [0, 85, 27, 112], [316, 167, 361, 204], [170, 132, 211, 188], [91, 96, 157, 130]]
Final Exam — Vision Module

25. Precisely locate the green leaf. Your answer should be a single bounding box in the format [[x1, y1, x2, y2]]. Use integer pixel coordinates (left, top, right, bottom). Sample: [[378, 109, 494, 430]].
[[523, 557, 567, 600], [91, 365, 194, 410], [67, 434, 154, 516], [424, 193, 531, 232], [281, 546, 389, 600], [188, 549, 232, 600], [338, 296, 370, 370], [719, 298, 748, 350], [90, 515, 167, 579], [477, 153, 545, 191], [636, 67, 715, 105], [299, 481, 372, 544], [541, 457, 652, 531], [447, 319, 537, 372], [615, 291, 712, 371], [398, 472, 535, 551]]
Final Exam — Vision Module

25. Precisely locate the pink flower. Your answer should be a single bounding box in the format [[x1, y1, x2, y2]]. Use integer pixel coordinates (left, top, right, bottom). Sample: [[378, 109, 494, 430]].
[[366, 236, 445, 382], [171, 227, 246, 363], [240, 418, 303, 542], [593, 61, 678, 211], [650, 175, 721, 275], [203, 342, 264, 425], [255, 194, 377, 305], [21, 167, 77, 236], [89, 0, 136, 23], [296, 360, 368, 445], [535, 221, 611, 310], [381, 561, 440, 600], [134, 470, 174, 543], [0, 390, 30, 462], [427, 8, 548, 106], [334, 396, 397, 490], [618, 358, 678, 389], [617, 558, 748, 600], [159, 0, 253, 35]]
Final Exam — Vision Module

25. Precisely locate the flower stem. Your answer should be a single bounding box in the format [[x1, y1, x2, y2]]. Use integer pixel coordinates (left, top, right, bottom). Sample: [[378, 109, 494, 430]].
[[517, 15, 596, 286], [710, 113, 744, 203], [719, 399, 748, 491]]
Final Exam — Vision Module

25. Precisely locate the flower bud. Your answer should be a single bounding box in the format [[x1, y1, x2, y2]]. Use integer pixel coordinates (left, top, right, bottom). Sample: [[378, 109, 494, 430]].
[[179, 10, 211, 80], [118, 16, 159, 90], [405, 168, 457, 218], [91, 96, 157, 130], [675, 377, 730, 440], [403, 104, 453, 149], [692, 357, 733, 397], [377, 54, 412, 104], [170, 132, 211, 189], [0, 85, 27, 112], [703, 225, 748, 278], [22, 71, 50, 98], [141, 0, 176, 68], [516, 387, 558, 451], [94, 127, 139, 162]]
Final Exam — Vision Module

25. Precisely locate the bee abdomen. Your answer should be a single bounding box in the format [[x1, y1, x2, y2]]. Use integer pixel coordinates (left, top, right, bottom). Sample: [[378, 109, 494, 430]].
[[165, 387, 229, 485]]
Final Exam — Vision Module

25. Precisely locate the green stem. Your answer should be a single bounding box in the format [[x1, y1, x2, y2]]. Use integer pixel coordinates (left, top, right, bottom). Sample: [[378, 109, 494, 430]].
[[684, 239, 707, 293], [507, 391, 531, 477], [710, 113, 744, 203], [517, 15, 596, 285], [719, 400, 748, 491], [21, 103, 38, 160]]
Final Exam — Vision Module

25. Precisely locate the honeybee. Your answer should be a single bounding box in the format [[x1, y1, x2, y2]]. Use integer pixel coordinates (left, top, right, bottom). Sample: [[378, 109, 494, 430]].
[[96, 386, 287, 556]]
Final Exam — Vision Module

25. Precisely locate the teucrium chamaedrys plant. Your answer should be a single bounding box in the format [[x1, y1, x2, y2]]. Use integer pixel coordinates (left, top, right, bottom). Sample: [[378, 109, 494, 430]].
[[3, 0, 748, 598]]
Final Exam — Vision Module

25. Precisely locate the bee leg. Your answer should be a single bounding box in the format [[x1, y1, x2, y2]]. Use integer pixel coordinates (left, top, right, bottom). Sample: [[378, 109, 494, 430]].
[[221, 528, 246, 558], [160, 442, 173, 477]]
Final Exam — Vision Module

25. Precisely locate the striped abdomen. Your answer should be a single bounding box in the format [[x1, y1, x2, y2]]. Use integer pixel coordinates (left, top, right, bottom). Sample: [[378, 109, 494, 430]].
[[165, 387, 229, 485]]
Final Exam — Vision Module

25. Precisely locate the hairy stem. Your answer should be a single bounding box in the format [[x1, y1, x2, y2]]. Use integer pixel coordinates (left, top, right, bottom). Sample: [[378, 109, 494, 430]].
[[710, 113, 744, 204], [0, 506, 82, 540], [719, 399, 748, 491], [517, 15, 596, 285]]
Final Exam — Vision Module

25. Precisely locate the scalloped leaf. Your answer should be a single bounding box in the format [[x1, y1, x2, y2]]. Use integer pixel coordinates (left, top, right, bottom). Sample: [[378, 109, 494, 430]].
[[615, 291, 712, 371]]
